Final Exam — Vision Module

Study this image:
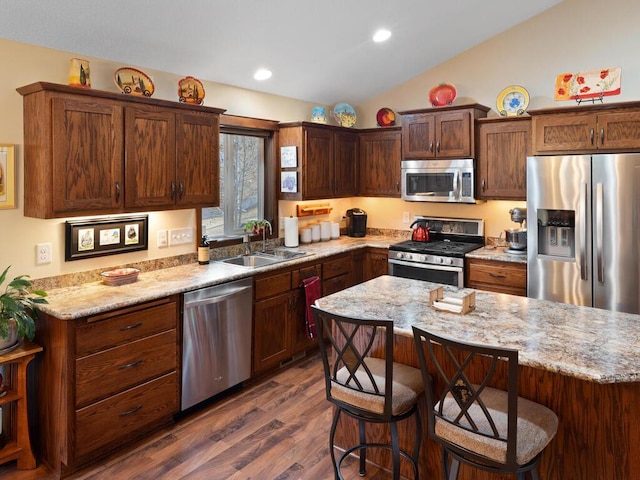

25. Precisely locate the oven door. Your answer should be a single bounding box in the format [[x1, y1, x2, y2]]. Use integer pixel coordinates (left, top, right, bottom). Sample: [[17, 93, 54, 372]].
[[401, 159, 475, 203], [388, 258, 464, 287]]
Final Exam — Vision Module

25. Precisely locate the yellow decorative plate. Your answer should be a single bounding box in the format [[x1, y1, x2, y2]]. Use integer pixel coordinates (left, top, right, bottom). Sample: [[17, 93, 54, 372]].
[[496, 85, 529, 116], [178, 76, 205, 105], [114, 67, 155, 97]]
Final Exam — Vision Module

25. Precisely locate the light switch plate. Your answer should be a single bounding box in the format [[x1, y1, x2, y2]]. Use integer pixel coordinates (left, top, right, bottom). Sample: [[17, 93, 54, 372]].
[[169, 227, 194, 246], [157, 230, 168, 248]]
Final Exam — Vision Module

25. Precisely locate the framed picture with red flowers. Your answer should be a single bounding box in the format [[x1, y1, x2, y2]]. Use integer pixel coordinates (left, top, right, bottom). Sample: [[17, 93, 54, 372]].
[[554, 66, 621, 101]]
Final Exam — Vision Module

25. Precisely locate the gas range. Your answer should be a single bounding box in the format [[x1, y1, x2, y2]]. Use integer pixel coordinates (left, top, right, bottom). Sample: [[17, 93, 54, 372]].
[[388, 217, 484, 287]]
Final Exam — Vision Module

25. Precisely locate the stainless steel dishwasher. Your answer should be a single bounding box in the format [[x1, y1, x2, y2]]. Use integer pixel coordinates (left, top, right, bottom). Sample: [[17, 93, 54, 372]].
[[181, 277, 253, 410]]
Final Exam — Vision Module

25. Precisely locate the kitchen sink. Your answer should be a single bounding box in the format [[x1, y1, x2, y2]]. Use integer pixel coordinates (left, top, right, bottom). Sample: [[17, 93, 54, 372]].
[[219, 249, 309, 268]]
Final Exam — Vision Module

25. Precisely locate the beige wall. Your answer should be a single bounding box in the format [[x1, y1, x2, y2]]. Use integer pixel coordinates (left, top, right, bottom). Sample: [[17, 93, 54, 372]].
[[1, 0, 638, 279]]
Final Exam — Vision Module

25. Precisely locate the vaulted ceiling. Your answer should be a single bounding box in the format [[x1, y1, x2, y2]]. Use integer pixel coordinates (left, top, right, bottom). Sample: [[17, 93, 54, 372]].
[[0, 0, 562, 105]]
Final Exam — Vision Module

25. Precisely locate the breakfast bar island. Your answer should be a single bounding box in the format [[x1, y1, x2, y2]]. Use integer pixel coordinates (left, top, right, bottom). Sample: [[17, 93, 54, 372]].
[[315, 275, 640, 480]]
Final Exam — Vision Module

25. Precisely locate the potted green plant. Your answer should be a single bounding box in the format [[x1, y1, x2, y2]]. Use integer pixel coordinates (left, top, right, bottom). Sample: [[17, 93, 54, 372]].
[[0, 266, 48, 349]]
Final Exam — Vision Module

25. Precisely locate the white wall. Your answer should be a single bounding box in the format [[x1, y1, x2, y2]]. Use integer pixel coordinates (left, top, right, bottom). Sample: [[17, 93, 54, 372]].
[[2, 0, 638, 279]]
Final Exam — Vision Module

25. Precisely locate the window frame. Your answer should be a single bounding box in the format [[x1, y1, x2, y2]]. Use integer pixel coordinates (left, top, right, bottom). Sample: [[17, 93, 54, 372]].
[[197, 114, 279, 248]]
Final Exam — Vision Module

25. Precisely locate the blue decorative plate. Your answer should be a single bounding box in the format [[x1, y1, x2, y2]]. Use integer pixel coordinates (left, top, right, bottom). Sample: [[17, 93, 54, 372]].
[[333, 103, 357, 127]]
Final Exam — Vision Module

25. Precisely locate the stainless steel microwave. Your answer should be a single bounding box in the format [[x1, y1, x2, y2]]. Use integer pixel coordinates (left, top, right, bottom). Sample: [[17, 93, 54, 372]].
[[401, 159, 476, 203]]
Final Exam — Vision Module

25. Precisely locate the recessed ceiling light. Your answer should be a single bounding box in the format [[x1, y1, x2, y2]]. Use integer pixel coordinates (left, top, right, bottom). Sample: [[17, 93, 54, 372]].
[[373, 29, 391, 43], [254, 68, 272, 81]]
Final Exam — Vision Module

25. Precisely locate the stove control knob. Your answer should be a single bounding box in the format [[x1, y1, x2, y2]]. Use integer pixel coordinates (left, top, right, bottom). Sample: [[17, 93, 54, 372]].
[[445, 258, 453, 265], [421, 255, 428, 262], [437, 257, 444, 264]]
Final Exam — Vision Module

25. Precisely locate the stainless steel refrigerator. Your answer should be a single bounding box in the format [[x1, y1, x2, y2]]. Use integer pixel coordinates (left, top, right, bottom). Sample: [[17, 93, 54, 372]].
[[527, 153, 640, 314]]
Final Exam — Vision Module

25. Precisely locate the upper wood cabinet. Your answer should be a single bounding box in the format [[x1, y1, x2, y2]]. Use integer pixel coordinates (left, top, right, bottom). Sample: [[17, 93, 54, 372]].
[[399, 104, 489, 159], [279, 122, 358, 200], [530, 101, 640, 154], [476, 116, 531, 200], [17, 82, 224, 218], [358, 127, 402, 197]]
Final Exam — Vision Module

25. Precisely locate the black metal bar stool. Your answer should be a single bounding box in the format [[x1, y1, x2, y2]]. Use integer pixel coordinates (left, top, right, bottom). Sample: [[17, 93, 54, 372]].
[[312, 305, 424, 480]]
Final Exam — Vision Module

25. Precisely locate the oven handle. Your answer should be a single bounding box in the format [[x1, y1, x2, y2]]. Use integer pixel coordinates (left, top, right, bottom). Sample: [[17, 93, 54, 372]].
[[388, 258, 463, 273]]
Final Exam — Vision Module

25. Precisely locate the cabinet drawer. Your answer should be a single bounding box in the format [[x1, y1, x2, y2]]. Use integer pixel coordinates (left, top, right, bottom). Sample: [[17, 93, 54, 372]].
[[323, 274, 350, 296], [322, 256, 351, 280], [468, 262, 526, 288], [75, 371, 178, 458], [291, 264, 321, 289], [76, 330, 177, 408], [76, 298, 177, 356], [255, 271, 291, 300]]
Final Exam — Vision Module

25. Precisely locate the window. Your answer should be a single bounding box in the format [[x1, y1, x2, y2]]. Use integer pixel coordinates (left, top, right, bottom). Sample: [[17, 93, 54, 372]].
[[200, 115, 278, 242]]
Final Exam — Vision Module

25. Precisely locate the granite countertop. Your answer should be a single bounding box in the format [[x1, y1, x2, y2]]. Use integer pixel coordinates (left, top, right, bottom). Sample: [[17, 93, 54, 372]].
[[466, 246, 527, 264], [315, 275, 640, 384], [37, 235, 398, 320]]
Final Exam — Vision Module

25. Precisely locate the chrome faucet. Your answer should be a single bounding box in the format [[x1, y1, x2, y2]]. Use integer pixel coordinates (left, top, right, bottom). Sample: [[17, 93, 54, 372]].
[[243, 234, 251, 255], [261, 220, 272, 252]]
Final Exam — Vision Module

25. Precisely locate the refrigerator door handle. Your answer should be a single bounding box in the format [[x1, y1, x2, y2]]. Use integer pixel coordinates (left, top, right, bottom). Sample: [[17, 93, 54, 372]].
[[596, 182, 604, 283], [580, 182, 588, 281]]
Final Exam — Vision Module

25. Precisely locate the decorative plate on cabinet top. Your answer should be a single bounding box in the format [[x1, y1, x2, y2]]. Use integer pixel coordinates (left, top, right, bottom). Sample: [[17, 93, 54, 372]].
[[333, 103, 357, 127], [496, 85, 530, 116], [428, 83, 457, 107], [178, 76, 205, 105], [114, 67, 155, 97], [376, 107, 396, 127]]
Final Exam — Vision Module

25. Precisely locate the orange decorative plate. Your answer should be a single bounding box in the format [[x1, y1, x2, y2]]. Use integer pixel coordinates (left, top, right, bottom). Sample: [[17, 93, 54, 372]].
[[178, 76, 205, 105], [114, 67, 155, 97], [376, 107, 396, 127], [428, 83, 457, 107]]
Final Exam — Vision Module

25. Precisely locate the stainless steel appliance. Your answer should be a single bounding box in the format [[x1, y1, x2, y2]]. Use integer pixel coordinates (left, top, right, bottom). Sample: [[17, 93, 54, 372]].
[[181, 277, 253, 410], [527, 153, 640, 314], [401, 159, 476, 203], [388, 217, 484, 286], [505, 207, 527, 255], [346, 208, 367, 237]]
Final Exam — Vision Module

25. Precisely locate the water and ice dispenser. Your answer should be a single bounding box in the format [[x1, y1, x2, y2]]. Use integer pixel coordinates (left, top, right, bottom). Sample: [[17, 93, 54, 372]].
[[536, 209, 575, 258]]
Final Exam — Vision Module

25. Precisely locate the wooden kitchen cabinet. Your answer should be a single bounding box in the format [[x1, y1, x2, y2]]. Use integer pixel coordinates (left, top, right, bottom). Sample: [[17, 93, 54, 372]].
[[399, 104, 489, 159], [466, 257, 527, 296], [476, 116, 531, 200], [34, 296, 180, 477], [530, 101, 640, 154], [322, 253, 352, 295], [364, 247, 390, 281], [17, 82, 224, 218], [253, 261, 322, 374], [358, 127, 402, 197], [279, 122, 358, 200]]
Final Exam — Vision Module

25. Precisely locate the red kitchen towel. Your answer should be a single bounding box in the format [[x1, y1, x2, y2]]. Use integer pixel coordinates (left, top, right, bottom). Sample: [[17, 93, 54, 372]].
[[301, 275, 321, 339]]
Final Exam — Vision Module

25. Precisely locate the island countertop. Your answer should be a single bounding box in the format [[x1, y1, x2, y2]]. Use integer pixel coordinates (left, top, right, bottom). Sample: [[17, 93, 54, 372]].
[[315, 275, 640, 384]]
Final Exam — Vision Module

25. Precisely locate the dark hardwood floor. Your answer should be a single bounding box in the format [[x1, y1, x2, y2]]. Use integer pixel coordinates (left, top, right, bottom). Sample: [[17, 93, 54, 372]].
[[0, 352, 393, 480]]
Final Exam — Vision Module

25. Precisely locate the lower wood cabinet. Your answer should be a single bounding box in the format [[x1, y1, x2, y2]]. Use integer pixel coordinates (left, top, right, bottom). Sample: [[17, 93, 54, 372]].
[[34, 296, 180, 478], [466, 257, 527, 296], [322, 254, 352, 295], [364, 247, 389, 281]]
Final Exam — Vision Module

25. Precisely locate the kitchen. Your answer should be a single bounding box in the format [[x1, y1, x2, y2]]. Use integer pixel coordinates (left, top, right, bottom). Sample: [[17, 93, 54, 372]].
[[1, 0, 640, 478]]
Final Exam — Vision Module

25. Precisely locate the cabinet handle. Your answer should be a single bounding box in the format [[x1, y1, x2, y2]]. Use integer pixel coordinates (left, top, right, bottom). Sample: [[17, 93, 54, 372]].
[[590, 128, 595, 145], [179, 182, 185, 199], [482, 179, 486, 191], [115, 182, 121, 202], [396, 181, 400, 192], [436, 141, 440, 153], [599, 127, 605, 146], [429, 141, 434, 153], [488, 273, 506, 279], [120, 322, 143, 331], [171, 181, 176, 199], [119, 404, 143, 417], [118, 359, 144, 370]]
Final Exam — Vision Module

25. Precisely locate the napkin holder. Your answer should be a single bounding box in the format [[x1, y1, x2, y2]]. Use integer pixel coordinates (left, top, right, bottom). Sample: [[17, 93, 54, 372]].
[[429, 287, 475, 315]]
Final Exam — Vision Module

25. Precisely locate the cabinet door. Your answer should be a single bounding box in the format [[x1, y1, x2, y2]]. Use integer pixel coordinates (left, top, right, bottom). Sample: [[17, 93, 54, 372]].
[[364, 248, 389, 281], [435, 110, 472, 158], [359, 129, 402, 197], [52, 97, 124, 213], [597, 111, 640, 150], [334, 130, 359, 196], [175, 111, 220, 207], [303, 127, 334, 199], [124, 105, 176, 208], [477, 119, 530, 200], [253, 293, 291, 372], [532, 112, 597, 153], [402, 113, 435, 159]]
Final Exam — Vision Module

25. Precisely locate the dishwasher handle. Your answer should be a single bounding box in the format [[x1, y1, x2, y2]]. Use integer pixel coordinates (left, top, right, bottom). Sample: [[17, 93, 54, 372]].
[[183, 285, 253, 309]]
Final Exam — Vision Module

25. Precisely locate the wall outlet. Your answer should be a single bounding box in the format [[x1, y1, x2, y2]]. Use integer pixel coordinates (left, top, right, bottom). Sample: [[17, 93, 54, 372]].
[[168, 227, 194, 246], [157, 230, 168, 248], [402, 211, 411, 224], [36, 242, 52, 264]]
